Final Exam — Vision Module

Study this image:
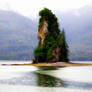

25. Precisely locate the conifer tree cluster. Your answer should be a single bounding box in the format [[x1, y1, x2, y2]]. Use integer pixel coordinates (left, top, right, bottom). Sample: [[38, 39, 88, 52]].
[[33, 8, 69, 63]]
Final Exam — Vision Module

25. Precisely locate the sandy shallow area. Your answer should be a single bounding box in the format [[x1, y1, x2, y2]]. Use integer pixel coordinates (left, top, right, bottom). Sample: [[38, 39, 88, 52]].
[[2, 62, 92, 66]]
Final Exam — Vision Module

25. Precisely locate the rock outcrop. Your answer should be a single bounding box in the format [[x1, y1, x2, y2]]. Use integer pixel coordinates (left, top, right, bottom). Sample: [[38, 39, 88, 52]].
[[33, 8, 69, 63], [52, 47, 61, 62], [38, 20, 48, 45], [38, 20, 61, 62]]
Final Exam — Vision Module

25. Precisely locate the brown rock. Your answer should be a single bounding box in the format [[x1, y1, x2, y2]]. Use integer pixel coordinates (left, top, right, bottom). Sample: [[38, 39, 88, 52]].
[[38, 20, 48, 45]]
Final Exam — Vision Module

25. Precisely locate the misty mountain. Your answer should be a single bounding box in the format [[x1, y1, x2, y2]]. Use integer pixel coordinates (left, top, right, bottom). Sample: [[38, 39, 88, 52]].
[[58, 4, 92, 60], [0, 4, 92, 60], [61, 4, 92, 45], [0, 10, 37, 60]]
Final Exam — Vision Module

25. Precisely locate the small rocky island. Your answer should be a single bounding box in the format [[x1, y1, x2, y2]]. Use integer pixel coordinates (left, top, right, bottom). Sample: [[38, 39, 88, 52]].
[[33, 8, 69, 63]]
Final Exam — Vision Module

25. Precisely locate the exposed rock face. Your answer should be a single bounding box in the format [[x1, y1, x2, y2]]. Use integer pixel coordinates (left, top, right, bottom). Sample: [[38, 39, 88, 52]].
[[38, 20, 61, 62], [52, 47, 61, 62], [38, 20, 48, 45]]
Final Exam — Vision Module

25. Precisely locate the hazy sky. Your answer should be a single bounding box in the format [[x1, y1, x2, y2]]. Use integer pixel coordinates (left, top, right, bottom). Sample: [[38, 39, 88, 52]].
[[0, 0, 92, 18]]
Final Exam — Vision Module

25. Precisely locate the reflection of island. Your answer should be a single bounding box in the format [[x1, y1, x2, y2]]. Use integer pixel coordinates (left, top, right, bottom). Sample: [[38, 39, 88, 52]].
[[35, 66, 65, 87], [37, 66, 58, 70], [0, 66, 65, 87]]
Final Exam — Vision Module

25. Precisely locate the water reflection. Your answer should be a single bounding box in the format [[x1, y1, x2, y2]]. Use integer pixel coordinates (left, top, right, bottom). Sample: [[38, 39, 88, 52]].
[[36, 66, 65, 87], [35, 72, 65, 87], [0, 66, 65, 87], [0, 66, 92, 90], [37, 66, 59, 70]]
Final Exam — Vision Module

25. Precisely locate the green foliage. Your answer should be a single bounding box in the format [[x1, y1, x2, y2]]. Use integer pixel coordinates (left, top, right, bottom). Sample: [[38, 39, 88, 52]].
[[60, 30, 69, 62], [34, 45, 47, 62], [34, 8, 69, 62], [39, 8, 60, 33]]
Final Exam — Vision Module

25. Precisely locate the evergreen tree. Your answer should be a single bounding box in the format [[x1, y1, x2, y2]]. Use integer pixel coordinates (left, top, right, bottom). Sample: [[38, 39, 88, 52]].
[[60, 29, 69, 62]]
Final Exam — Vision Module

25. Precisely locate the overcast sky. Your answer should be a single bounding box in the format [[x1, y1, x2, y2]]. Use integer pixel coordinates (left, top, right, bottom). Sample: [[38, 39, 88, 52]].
[[0, 0, 92, 18]]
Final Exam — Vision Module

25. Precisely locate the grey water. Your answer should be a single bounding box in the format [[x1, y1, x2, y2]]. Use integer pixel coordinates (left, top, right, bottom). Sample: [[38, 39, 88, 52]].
[[0, 61, 92, 92]]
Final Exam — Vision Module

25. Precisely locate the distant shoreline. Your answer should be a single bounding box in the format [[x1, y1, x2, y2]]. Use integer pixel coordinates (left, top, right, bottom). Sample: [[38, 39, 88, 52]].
[[1, 62, 92, 66]]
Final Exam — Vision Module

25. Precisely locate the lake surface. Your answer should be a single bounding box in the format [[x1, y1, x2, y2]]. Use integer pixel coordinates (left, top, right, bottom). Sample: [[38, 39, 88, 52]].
[[0, 61, 92, 92]]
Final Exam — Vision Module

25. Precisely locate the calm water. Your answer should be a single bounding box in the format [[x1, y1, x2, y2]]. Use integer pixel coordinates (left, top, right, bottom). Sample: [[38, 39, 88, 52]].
[[0, 61, 92, 92]]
